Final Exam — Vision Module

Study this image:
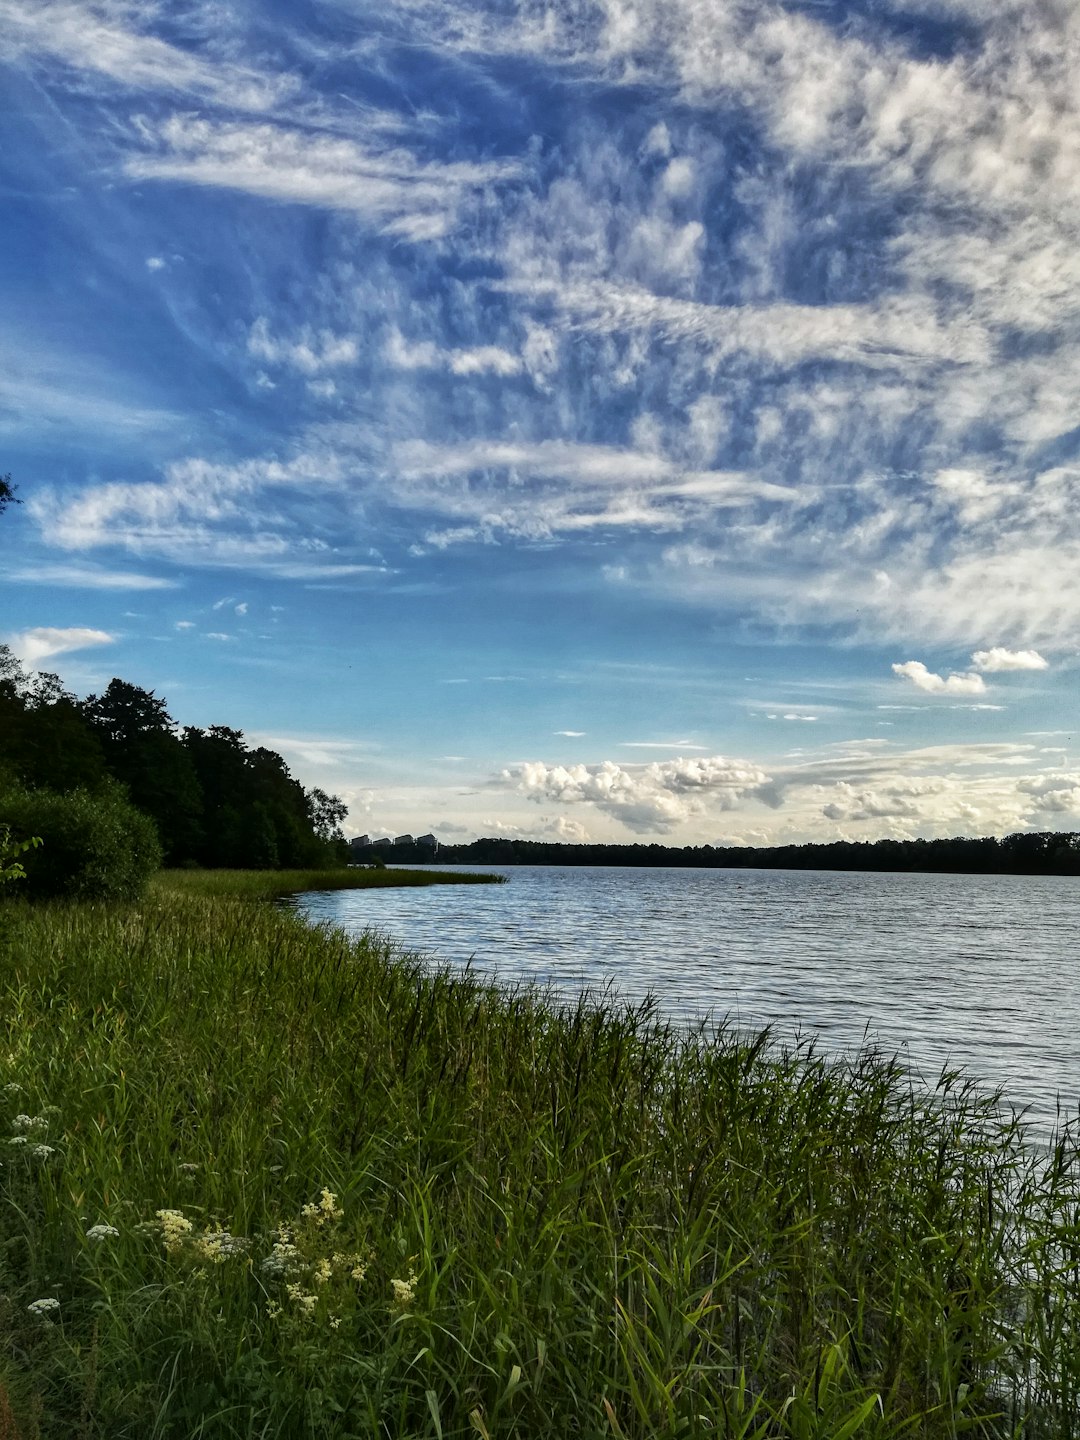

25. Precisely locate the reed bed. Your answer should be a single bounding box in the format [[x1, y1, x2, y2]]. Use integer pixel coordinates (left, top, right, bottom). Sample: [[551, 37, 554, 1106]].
[[0, 881, 1077, 1438], [154, 866, 503, 901]]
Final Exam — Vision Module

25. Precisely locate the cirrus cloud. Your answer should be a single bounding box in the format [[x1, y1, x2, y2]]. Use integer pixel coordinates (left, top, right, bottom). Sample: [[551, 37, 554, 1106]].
[[7, 626, 114, 666]]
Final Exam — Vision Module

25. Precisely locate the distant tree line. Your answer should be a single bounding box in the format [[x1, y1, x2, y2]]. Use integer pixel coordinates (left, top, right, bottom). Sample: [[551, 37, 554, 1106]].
[[0, 646, 347, 871], [434, 833, 1080, 876]]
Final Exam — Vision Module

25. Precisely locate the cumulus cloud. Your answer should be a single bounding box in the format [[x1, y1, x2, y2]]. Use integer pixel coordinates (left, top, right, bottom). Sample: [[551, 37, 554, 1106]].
[[509, 755, 770, 834], [1018, 774, 1080, 816], [8, 626, 114, 666], [972, 647, 1049, 673], [892, 661, 987, 695]]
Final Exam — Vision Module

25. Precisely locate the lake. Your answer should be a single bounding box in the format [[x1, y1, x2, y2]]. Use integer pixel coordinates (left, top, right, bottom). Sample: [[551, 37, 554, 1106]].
[[292, 864, 1080, 1134]]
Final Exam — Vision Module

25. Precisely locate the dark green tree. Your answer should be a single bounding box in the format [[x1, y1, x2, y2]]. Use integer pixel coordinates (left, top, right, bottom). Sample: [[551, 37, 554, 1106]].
[[83, 679, 203, 864], [0, 473, 19, 515]]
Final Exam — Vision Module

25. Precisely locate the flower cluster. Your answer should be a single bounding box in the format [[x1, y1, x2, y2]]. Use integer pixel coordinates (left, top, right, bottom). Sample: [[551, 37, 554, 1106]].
[[301, 1188, 345, 1225], [27, 1298, 60, 1321], [390, 1270, 418, 1310], [259, 1190, 370, 1326], [152, 1209, 250, 1266], [156, 1209, 195, 1255], [86, 1224, 120, 1242]]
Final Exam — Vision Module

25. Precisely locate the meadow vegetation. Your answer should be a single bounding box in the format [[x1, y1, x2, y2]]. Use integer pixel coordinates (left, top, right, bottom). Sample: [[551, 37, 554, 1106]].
[[0, 872, 1078, 1437]]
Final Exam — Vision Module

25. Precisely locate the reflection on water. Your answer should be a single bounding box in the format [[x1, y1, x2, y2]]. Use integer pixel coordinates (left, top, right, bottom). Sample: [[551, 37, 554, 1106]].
[[292, 865, 1080, 1134]]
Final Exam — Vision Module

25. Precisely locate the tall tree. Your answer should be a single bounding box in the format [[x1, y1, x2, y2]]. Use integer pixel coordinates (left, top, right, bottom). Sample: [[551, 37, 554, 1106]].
[[83, 680, 203, 863], [0, 473, 19, 516]]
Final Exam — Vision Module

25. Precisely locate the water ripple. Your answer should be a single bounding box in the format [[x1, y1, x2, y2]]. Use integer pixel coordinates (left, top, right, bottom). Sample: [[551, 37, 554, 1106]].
[[292, 865, 1080, 1135]]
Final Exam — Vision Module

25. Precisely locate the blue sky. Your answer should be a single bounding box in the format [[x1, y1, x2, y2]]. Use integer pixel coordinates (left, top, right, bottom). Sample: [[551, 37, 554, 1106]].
[[2, 0, 1078, 845]]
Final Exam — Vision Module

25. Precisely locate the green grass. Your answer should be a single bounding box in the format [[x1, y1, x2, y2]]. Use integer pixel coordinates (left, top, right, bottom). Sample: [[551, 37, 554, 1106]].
[[0, 882, 1077, 1437], [154, 865, 504, 901]]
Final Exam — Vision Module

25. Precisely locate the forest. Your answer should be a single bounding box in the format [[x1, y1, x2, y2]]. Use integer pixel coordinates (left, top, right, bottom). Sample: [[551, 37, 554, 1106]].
[[0, 645, 347, 873], [420, 831, 1080, 875]]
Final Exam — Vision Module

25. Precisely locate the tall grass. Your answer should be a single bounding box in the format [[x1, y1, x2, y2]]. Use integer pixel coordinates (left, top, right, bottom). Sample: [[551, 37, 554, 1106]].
[[0, 880, 1076, 1437], [155, 866, 502, 901]]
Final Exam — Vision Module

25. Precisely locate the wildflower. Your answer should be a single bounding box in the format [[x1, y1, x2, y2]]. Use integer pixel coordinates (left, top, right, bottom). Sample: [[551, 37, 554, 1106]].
[[3, 1082, 23, 1095], [7, 1136, 26, 1147], [29, 1143, 55, 1160], [261, 1234, 301, 1279], [285, 1281, 318, 1316], [11, 1114, 31, 1132], [27, 1298, 60, 1321], [390, 1272, 417, 1309], [194, 1228, 247, 1264], [328, 1314, 341, 1330], [333, 1251, 369, 1283], [313, 1258, 332, 1286], [86, 1224, 120, 1242], [156, 1209, 194, 1255], [27, 1115, 49, 1134], [301, 1188, 344, 1225], [179, 1162, 199, 1175]]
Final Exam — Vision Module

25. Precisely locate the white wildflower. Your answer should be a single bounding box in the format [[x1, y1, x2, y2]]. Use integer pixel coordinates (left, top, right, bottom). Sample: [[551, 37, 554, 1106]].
[[390, 1272, 417, 1309], [7, 1136, 26, 1147], [11, 1114, 31, 1132], [27, 1298, 60, 1320], [301, 1188, 344, 1225], [27, 1115, 49, 1134], [261, 1238, 301, 1278], [29, 1143, 55, 1160], [194, 1228, 247, 1264], [313, 1258, 332, 1286], [179, 1162, 199, 1174], [86, 1224, 120, 1242], [3, 1082, 23, 1095], [156, 1209, 194, 1255], [285, 1281, 318, 1316]]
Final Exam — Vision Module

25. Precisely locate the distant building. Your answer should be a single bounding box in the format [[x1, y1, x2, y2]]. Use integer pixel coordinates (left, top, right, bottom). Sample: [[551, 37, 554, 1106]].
[[348, 835, 371, 850], [392, 834, 414, 846], [417, 833, 438, 853], [371, 837, 391, 847]]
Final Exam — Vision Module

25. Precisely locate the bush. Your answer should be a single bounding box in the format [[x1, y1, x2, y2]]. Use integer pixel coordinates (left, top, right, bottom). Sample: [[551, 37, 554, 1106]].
[[0, 782, 162, 900]]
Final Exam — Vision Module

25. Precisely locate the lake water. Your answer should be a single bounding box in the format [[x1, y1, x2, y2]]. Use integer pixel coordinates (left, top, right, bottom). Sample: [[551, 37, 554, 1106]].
[[292, 865, 1080, 1135]]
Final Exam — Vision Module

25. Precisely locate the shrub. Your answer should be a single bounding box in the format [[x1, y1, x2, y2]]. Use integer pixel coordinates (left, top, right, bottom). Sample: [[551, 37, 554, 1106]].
[[0, 782, 162, 901]]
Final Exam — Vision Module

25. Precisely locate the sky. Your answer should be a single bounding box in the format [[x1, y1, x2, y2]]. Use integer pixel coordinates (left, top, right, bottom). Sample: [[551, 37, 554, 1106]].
[[1, 0, 1078, 847]]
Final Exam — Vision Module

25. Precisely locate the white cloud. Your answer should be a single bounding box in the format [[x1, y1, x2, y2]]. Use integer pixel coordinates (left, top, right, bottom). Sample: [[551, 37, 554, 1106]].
[[972, 647, 1049, 673], [29, 451, 365, 576], [0, 0, 293, 111], [385, 328, 523, 377], [145, 256, 165, 271], [2, 563, 174, 590], [125, 116, 521, 242], [8, 626, 114, 666], [248, 319, 359, 375], [394, 438, 798, 546], [554, 729, 586, 737], [510, 755, 770, 834], [892, 661, 987, 695]]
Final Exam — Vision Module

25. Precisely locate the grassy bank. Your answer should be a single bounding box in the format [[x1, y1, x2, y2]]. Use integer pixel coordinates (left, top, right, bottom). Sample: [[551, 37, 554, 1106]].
[[154, 866, 504, 902], [0, 882, 1077, 1438]]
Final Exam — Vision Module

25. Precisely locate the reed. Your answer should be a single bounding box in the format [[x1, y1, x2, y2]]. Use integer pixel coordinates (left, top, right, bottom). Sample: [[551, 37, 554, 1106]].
[[0, 879, 1075, 1437], [154, 866, 504, 901]]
